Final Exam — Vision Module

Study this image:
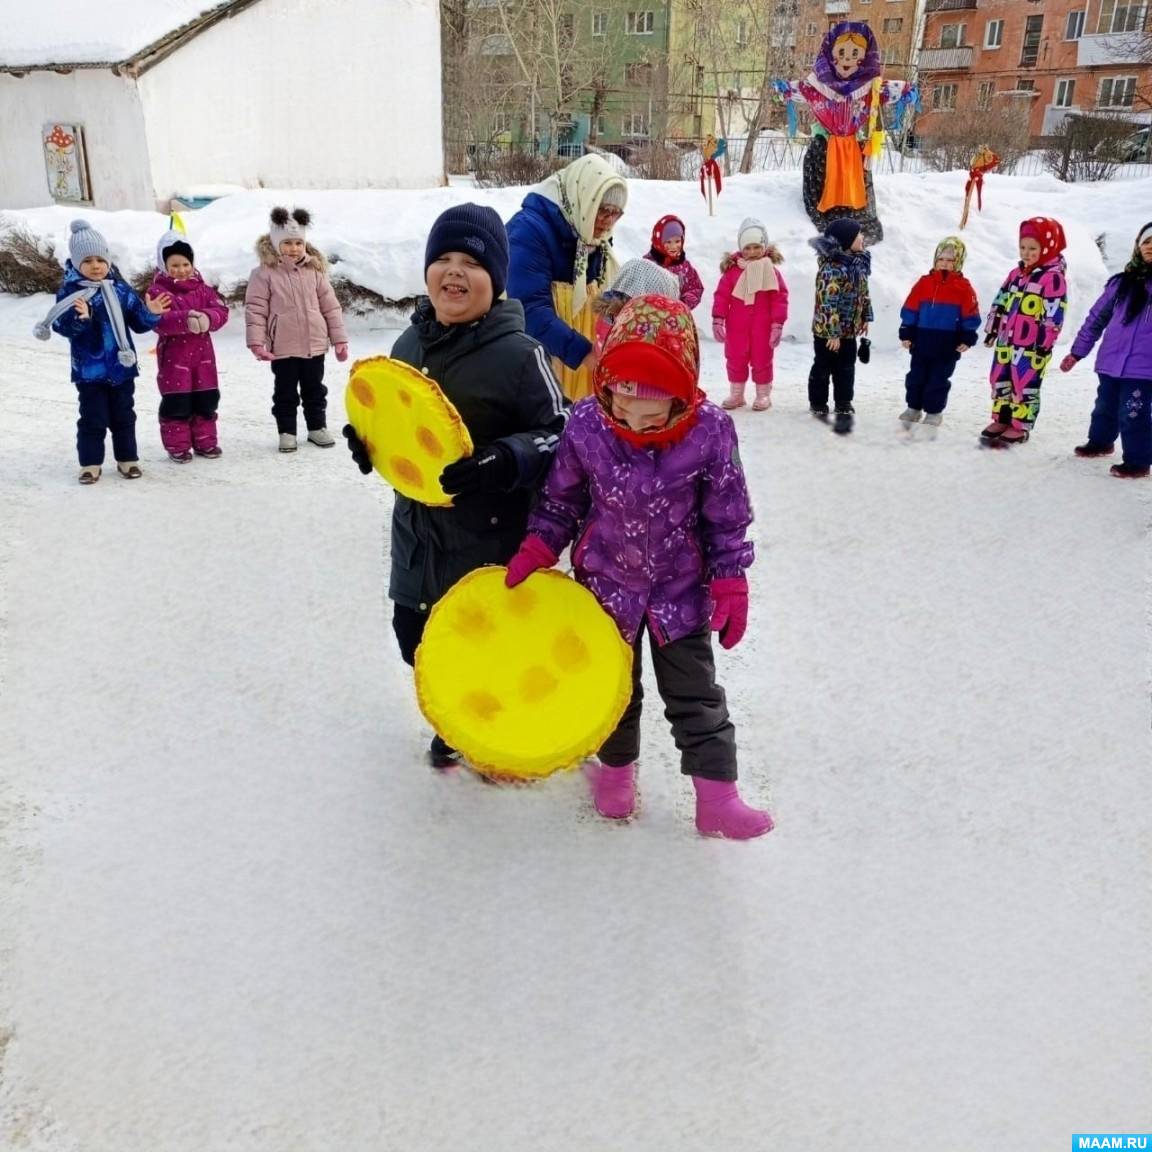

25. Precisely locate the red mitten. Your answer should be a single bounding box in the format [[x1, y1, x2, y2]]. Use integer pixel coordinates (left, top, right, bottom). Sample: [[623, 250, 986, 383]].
[[335, 343, 349, 362], [712, 317, 727, 344], [250, 345, 274, 362], [709, 576, 749, 650], [1059, 354, 1078, 373], [769, 323, 783, 349], [504, 535, 559, 588]]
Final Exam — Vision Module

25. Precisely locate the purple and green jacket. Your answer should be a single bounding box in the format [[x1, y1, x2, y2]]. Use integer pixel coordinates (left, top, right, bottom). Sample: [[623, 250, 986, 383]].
[[526, 397, 754, 645]]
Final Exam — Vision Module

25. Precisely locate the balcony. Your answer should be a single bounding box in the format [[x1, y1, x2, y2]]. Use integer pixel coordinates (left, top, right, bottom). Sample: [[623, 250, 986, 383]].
[[917, 46, 975, 69], [825, 0, 850, 13], [1077, 31, 1147, 65], [925, 0, 978, 10]]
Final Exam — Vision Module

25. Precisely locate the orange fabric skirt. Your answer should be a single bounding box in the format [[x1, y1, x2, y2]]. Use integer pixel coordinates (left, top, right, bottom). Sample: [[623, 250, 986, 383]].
[[817, 135, 867, 213]]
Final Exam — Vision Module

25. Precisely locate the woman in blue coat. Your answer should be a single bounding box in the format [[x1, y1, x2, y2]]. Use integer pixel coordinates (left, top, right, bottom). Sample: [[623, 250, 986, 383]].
[[505, 153, 627, 401]]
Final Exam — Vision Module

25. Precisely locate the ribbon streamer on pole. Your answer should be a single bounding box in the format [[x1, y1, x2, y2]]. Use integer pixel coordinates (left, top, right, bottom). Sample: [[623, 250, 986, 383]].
[[960, 145, 999, 229], [699, 135, 724, 216]]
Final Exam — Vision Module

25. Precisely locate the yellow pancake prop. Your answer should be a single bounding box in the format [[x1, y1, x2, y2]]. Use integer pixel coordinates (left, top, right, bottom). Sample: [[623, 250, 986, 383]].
[[344, 356, 473, 507], [415, 567, 634, 780]]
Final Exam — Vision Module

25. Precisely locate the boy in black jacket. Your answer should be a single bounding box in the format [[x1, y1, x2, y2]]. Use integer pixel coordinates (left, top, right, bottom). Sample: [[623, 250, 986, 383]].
[[344, 204, 569, 767]]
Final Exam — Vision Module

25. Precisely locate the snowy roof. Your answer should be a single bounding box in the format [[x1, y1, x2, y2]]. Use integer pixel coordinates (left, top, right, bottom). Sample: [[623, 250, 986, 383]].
[[0, 0, 257, 69]]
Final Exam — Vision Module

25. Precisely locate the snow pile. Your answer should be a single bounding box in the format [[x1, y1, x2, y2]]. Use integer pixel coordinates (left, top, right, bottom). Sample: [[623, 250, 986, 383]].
[[0, 0, 229, 66], [6, 172, 1150, 335]]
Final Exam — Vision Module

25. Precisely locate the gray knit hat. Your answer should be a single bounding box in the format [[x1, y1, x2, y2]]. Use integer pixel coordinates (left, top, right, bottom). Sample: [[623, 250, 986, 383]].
[[607, 258, 680, 301], [68, 219, 110, 265]]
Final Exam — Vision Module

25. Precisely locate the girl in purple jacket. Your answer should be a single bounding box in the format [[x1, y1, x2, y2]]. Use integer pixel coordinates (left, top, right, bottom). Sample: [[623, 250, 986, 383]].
[[1060, 221, 1152, 479], [150, 231, 229, 461], [504, 294, 772, 840]]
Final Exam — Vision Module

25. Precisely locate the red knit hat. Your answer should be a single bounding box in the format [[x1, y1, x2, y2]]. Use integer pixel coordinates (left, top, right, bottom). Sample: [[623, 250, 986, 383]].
[[595, 294, 702, 445], [1019, 217, 1067, 264]]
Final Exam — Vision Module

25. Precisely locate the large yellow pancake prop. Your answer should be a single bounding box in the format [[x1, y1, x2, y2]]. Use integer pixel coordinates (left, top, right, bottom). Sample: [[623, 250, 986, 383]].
[[344, 356, 473, 507], [415, 567, 633, 779]]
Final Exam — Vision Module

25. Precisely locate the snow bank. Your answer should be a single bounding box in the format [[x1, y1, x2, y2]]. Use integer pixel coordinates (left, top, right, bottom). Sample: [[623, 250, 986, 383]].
[[5, 173, 1151, 337]]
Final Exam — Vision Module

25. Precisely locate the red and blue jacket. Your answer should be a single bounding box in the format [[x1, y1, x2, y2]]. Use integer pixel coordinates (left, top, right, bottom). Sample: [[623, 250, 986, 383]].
[[899, 270, 981, 356]]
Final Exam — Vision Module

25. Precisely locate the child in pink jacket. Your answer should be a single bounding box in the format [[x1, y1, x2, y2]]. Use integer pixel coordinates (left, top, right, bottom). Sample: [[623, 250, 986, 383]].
[[711, 218, 789, 411], [150, 230, 229, 461], [244, 207, 348, 453]]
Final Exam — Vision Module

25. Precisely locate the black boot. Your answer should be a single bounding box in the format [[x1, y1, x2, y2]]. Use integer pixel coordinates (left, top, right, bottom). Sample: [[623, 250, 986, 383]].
[[832, 405, 855, 435], [427, 734, 459, 769], [1074, 441, 1115, 458]]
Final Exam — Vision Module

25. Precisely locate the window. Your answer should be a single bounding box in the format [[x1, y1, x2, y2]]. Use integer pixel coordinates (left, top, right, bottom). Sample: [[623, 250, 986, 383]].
[[883, 17, 903, 32], [807, 21, 818, 35], [977, 80, 995, 108], [940, 23, 967, 48], [592, 11, 607, 36], [1020, 15, 1043, 65], [932, 83, 958, 110], [622, 111, 649, 135], [491, 111, 510, 135], [596, 114, 607, 136], [625, 10, 654, 34], [985, 19, 1004, 48], [883, 46, 899, 64], [1065, 10, 1085, 39], [1016, 78, 1035, 91], [1096, 0, 1148, 33], [1053, 78, 1076, 106], [1099, 75, 1137, 106], [624, 61, 652, 86], [736, 18, 748, 45]]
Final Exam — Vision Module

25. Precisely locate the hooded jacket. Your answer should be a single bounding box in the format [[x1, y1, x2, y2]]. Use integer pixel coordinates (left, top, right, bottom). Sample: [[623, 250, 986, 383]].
[[148, 271, 229, 393], [387, 297, 569, 612], [50, 262, 160, 385], [244, 237, 347, 359], [899, 269, 981, 356], [809, 236, 873, 340]]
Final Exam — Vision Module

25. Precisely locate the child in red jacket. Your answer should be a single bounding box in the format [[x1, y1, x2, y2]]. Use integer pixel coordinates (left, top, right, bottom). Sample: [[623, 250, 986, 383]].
[[712, 218, 789, 411], [897, 236, 981, 427]]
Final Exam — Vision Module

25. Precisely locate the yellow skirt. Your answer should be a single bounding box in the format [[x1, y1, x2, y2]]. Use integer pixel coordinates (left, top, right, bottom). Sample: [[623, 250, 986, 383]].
[[551, 280, 601, 402]]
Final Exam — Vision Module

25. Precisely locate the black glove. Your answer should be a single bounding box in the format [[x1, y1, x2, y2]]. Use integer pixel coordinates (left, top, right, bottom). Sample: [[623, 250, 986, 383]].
[[857, 337, 871, 365], [439, 443, 516, 496], [983, 332, 996, 348], [342, 424, 373, 475]]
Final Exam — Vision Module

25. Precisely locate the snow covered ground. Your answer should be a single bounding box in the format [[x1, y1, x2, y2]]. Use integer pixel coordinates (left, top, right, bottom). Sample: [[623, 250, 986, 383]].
[[1, 173, 1150, 1151]]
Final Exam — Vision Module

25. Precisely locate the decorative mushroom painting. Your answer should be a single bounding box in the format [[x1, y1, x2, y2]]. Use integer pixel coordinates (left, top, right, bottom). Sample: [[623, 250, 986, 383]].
[[42, 123, 90, 203]]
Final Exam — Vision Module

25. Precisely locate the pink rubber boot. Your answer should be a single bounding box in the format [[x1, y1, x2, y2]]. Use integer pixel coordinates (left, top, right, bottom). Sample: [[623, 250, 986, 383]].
[[692, 777, 773, 839], [590, 762, 637, 819]]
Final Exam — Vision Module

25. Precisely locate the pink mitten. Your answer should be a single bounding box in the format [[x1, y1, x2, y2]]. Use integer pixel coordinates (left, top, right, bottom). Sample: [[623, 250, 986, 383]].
[[769, 323, 783, 349], [187, 311, 208, 334], [504, 535, 559, 588], [712, 317, 726, 343], [1059, 354, 1078, 373], [250, 345, 274, 362], [708, 576, 748, 650], [335, 343, 349, 362]]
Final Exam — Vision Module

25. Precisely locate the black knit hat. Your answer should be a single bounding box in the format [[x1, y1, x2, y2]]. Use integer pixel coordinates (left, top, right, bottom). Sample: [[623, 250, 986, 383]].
[[826, 218, 862, 250], [424, 204, 509, 297], [161, 239, 194, 266]]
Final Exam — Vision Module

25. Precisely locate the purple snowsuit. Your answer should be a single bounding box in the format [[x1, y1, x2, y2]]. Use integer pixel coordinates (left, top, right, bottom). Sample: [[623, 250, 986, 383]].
[[149, 272, 229, 454], [526, 397, 754, 646]]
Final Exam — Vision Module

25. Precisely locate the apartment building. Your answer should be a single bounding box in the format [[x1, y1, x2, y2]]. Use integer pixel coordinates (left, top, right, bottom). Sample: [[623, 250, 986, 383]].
[[917, 0, 1152, 139]]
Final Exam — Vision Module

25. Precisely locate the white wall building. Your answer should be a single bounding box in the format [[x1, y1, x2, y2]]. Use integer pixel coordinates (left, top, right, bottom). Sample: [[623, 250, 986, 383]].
[[0, 0, 444, 211]]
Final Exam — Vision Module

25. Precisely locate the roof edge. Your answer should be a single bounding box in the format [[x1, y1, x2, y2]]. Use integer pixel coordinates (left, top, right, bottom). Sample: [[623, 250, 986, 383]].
[[0, 0, 263, 76]]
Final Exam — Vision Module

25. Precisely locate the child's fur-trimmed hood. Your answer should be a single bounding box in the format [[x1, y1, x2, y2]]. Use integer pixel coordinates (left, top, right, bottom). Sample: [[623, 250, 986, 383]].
[[255, 234, 329, 272], [720, 245, 783, 273]]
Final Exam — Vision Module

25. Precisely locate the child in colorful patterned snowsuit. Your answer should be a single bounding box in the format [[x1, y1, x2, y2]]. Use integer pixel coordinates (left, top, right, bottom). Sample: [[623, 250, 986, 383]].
[[150, 230, 230, 461], [34, 219, 171, 484], [505, 294, 773, 841], [807, 218, 871, 427], [645, 215, 704, 311], [712, 218, 789, 411], [980, 217, 1068, 445], [897, 236, 981, 426], [592, 257, 680, 355], [244, 207, 348, 453], [1061, 221, 1152, 478]]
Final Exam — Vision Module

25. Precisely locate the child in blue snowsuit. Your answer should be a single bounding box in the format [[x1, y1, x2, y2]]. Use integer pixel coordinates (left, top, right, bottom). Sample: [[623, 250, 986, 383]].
[[897, 236, 982, 426], [34, 220, 171, 483]]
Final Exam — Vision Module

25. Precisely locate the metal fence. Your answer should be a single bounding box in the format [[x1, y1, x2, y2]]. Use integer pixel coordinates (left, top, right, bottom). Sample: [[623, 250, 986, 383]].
[[446, 136, 1152, 182]]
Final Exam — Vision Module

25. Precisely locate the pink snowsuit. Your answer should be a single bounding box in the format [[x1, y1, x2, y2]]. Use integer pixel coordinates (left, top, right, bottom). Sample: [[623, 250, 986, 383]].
[[712, 253, 789, 387], [149, 271, 229, 455]]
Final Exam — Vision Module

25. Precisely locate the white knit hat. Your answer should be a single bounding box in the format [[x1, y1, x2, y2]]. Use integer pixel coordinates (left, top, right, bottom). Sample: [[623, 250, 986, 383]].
[[738, 217, 768, 250], [269, 206, 310, 252]]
